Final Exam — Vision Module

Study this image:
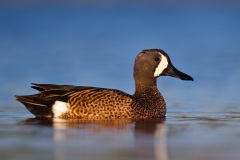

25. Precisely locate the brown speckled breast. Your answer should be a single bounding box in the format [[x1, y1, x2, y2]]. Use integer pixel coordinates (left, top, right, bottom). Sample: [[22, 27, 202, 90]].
[[133, 86, 166, 118]]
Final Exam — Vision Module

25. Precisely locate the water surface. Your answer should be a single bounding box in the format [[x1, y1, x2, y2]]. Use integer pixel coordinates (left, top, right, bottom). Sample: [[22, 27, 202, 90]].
[[1, 106, 240, 160]]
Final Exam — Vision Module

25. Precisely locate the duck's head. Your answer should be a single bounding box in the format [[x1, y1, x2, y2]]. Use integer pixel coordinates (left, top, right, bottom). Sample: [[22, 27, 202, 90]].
[[134, 49, 193, 86]]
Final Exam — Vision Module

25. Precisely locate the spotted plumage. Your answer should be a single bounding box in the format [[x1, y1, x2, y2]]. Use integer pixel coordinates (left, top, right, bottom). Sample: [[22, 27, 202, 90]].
[[15, 49, 193, 120]]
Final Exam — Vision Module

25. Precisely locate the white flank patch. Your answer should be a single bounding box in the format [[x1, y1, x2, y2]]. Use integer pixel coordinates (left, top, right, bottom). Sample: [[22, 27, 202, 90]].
[[154, 54, 169, 77], [52, 101, 69, 118]]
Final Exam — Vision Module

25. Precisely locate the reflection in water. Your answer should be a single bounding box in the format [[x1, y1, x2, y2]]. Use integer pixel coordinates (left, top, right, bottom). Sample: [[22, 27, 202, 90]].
[[155, 123, 169, 160], [52, 119, 135, 160], [134, 119, 168, 160], [23, 118, 169, 160]]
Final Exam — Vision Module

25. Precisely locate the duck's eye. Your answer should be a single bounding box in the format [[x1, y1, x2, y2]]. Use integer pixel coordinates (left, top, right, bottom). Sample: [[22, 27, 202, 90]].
[[154, 57, 160, 61]]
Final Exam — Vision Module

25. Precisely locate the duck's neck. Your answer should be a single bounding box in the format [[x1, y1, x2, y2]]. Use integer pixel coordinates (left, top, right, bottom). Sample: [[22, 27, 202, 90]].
[[134, 75, 157, 87]]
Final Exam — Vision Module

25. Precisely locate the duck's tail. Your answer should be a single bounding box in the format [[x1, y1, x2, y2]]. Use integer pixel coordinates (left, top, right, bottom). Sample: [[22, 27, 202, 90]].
[[15, 94, 55, 118], [15, 83, 97, 118]]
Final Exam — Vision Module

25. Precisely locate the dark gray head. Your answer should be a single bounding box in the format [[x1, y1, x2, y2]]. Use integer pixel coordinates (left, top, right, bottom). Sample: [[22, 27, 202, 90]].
[[134, 49, 193, 87]]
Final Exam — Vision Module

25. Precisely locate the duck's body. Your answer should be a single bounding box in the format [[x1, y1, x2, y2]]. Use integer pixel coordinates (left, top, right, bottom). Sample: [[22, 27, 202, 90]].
[[16, 84, 165, 119], [15, 49, 193, 119]]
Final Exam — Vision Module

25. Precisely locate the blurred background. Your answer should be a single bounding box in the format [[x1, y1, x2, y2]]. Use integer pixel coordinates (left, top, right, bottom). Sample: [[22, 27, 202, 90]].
[[0, 0, 239, 113], [1, 1, 240, 160]]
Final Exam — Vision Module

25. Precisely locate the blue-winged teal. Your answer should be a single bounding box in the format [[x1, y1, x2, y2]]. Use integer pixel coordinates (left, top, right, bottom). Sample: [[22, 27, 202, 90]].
[[15, 49, 193, 119]]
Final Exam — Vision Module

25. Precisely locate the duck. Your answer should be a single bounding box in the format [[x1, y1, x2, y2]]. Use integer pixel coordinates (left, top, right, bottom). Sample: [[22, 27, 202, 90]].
[[15, 49, 193, 120]]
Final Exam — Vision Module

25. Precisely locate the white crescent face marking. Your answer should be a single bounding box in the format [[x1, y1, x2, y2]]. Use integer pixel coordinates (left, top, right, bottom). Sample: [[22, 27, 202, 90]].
[[154, 54, 169, 77], [52, 101, 69, 118]]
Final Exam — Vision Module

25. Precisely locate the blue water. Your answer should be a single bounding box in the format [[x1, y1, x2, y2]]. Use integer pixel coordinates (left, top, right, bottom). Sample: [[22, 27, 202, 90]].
[[0, 2, 240, 160]]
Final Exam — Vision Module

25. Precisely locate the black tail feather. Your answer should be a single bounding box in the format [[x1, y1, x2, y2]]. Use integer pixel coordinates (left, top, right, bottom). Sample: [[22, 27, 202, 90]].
[[15, 94, 54, 118]]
